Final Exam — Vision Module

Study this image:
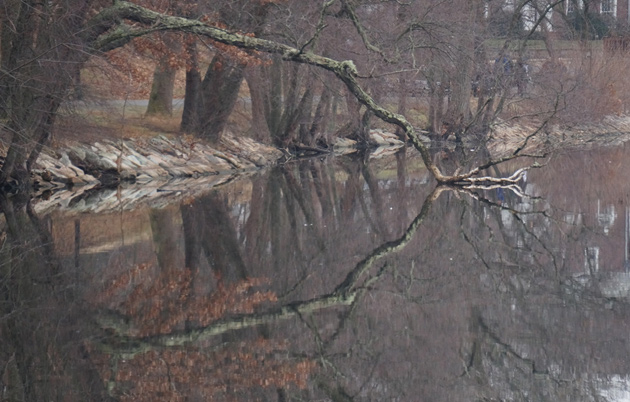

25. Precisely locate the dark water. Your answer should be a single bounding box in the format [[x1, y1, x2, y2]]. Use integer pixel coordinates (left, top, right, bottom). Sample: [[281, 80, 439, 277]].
[[3, 144, 630, 401]]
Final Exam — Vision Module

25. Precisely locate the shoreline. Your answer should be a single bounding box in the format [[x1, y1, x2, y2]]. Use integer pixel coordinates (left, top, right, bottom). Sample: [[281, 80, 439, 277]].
[[17, 114, 630, 214]]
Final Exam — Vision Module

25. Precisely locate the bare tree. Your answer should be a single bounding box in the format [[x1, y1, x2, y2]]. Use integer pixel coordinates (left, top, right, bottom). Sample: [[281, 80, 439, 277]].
[[1, 0, 611, 188]]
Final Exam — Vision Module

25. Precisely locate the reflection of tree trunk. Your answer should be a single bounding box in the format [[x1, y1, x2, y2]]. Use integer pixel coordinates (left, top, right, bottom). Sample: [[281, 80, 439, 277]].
[[26, 203, 62, 277], [283, 166, 320, 236], [74, 219, 81, 268], [243, 177, 268, 267], [182, 201, 203, 271], [244, 166, 326, 280], [361, 160, 389, 239], [100, 187, 444, 349], [0, 195, 111, 401], [202, 192, 248, 281], [339, 159, 362, 215], [149, 205, 184, 271], [182, 192, 248, 281], [310, 161, 334, 218]]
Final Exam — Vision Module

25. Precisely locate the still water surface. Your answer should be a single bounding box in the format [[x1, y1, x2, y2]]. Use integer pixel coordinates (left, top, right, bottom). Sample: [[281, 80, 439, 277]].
[[3, 144, 630, 401]]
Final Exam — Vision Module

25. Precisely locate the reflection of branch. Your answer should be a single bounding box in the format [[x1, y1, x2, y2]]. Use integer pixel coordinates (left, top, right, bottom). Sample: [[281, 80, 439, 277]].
[[464, 183, 527, 198], [475, 314, 542, 375], [334, 187, 445, 294], [97, 187, 447, 355], [459, 210, 493, 271], [454, 184, 561, 275], [97, 292, 357, 354]]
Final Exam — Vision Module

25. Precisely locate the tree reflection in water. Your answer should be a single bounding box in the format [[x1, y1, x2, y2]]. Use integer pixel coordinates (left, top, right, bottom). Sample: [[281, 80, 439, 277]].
[[2, 148, 630, 400]]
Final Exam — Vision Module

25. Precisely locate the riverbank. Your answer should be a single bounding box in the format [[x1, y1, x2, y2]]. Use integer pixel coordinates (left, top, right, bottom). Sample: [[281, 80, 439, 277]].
[[31, 133, 283, 190], [29, 126, 407, 191], [487, 115, 630, 155], [18, 112, 630, 214]]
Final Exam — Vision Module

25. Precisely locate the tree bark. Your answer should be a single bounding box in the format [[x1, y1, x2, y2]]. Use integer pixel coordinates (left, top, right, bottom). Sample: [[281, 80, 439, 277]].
[[309, 86, 332, 145], [0, 0, 89, 186], [395, 76, 408, 141], [145, 59, 176, 116], [180, 38, 201, 133], [245, 68, 271, 142], [198, 53, 246, 143]]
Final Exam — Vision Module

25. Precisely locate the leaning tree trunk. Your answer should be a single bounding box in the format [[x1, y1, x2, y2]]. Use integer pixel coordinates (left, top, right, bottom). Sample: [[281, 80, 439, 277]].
[[0, 0, 92, 187], [1, 87, 66, 187], [197, 53, 246, 143], [180, 37, 202, 133], [339, 89, 368, 143]]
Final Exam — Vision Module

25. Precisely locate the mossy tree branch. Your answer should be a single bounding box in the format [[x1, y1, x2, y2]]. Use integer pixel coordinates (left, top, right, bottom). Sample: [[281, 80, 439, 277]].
[[89, 1, 495, 183]]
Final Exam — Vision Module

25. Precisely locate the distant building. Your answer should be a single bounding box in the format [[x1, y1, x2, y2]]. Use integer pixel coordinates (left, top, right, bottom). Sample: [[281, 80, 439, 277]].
[[486, 0, 630, 37]]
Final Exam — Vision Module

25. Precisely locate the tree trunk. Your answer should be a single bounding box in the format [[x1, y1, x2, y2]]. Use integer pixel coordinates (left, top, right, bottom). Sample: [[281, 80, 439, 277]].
[[428, 77, 446, 137], [180, 38, 201, 133], [198, 53, 246, 143], [1, 94, 63, 188], [255, 58, 317, 148], [245, 68, 271, 142], [298, 88, 315, 146], [0, 0, 89, 187], [145, 59, 176, 116], [395, 76, 408, 141], [309, 86, 332, 146], [444, 1, 478, 137]]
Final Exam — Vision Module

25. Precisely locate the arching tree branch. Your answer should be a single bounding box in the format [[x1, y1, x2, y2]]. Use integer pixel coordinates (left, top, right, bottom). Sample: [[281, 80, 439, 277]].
[[90, 1, 530, 184]]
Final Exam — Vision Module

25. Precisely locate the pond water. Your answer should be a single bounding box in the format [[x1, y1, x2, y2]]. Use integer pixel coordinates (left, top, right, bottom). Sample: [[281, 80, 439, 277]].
[[3, 143, 630, 401]]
